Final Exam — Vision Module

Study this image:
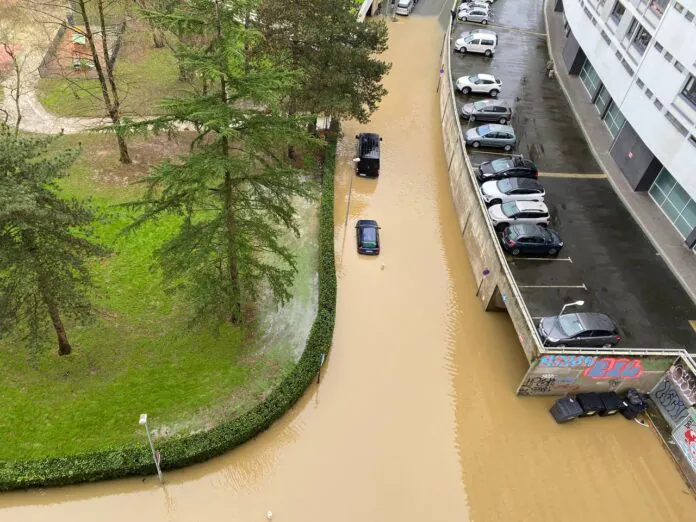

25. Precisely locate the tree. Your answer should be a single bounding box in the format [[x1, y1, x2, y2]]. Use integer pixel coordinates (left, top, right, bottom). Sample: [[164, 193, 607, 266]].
[[0, 131, 106, 355], [127, 0, 319, 326], [256, 0, 390, 122]]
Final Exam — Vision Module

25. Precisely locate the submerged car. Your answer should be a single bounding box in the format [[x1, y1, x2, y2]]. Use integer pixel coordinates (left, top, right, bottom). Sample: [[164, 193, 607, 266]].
[[476, 157, 538, 182], [538, 313, 621, 347], [487, 200, 550, 230], [356, 220, 381, 255], [455, 73, 502, 97], [355, 132, 381, 178], [464, 124, 516, 151], [460, 99, 511, 124], [501, 224, 563, 256], [480, 177, 545, 205]]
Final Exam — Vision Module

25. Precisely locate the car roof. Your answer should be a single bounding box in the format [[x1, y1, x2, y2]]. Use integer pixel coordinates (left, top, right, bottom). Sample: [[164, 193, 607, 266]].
[[460, 29, 496, 38], [503, 177, 543, 190], [356, 219, 378, 227], [506, 223, 550, 236], [574, 313, 617, 331], [474, 73, 498, 81], [512, 201, 548, 211], [477, 99, 509, 108], [482, 124, 513, 132]]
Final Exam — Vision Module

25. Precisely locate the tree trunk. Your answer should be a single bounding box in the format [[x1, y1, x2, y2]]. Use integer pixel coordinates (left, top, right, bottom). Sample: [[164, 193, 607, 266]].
[[40, 286, 72, 356], [224, 173, 242, 324]]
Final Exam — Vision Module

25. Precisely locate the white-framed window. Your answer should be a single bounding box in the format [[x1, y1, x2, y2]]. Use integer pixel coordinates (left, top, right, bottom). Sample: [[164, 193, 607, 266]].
[[603, 101, 626, 137], [610, 1, 626, 22], [649, 169, 696, 240], [579, 58, 600, 96], [682, 75, 696, 108]]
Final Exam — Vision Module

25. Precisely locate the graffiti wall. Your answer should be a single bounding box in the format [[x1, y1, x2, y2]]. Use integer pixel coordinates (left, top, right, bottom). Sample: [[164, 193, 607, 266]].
[[673, 409, 696, 475], [517, 354, 676, 396], [651, 361, 696, 428]]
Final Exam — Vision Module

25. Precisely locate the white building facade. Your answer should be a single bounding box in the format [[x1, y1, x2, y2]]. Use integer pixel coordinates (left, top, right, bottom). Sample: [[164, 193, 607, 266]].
[[558, 0, 696, 249]]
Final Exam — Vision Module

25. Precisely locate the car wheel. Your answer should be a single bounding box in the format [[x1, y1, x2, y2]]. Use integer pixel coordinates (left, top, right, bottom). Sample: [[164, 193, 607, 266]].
[[548, 248, 558, 256], [511, 248, 520, 256], [481, 19, 488, 25], [496, 222, 508, 231], [470, 114, 476, 122], [490, 198, 501, 205], [539, 222, 548, 227], [461, 47, 468, 54], [489, 89, 499, 97], [503, 144, 512, 152], [462, 86, 471, 95], [498, 117, 507, 124], [484, 49, 492, 57], [471, 141, 480, 148]]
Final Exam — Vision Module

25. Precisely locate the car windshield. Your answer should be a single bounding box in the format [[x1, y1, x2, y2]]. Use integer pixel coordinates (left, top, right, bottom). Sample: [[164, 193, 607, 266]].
[[468, 74, 480, 83], [500, 202, 519, 216], [398, 0, 410, 6], [473, 100, 490, 110], [490, 158, 512, 171], [477, 125, 491, 135], [558, 314, 585, 337], [362, 228, 377, 246], [497, 178, 514, 193]]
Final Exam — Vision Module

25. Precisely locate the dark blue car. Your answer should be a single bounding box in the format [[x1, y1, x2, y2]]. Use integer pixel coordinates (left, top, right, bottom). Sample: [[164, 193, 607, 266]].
[[501, 224, 562, 256], [356, 220, 380, 255]]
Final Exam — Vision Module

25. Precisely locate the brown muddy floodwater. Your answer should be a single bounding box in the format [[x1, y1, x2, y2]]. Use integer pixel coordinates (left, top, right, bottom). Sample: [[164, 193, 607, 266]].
[[1, 15, 695, 522]]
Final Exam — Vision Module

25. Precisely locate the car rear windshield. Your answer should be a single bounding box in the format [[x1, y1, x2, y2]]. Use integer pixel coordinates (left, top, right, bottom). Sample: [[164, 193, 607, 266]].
[[501, 202, 519, 216], [398, 0, 410, 6], [559, 315, 584, 337], [362, 228, 377, 246], [490, 158, 512, 171]]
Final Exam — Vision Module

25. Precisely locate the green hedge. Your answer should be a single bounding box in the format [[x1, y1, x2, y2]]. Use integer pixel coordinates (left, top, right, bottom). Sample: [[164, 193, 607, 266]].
[[0, 126, 339, 490]]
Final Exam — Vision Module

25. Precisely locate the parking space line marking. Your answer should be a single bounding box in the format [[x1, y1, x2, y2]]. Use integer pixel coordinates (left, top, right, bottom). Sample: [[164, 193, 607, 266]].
[[690, 320, 696, 333], [509, 257, 573, 262], [456, 21, 547, 38], [468, 150, 522, 157], [518, 284, 587, 290], [538, 172, 607, 179]]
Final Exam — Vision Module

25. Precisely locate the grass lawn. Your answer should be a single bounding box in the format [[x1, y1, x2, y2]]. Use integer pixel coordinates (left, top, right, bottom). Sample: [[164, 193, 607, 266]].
[[36, 24, 191, 118], [0, 134, 318, 461]]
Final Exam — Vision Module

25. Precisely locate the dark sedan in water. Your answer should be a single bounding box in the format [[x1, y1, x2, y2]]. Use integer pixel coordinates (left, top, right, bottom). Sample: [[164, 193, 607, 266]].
[[356, 220, 380, 255], [501, 224, 563, 256], [476, 157, 538, 182], [538, 312, 622, 347]]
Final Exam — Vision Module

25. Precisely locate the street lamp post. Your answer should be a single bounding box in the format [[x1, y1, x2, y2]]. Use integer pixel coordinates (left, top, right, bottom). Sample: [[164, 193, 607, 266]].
[[139, 413, 163, 483], [542, 300, 584, 346]]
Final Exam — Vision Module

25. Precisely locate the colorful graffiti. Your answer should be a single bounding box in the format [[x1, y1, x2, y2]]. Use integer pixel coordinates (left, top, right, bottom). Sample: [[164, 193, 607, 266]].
[[674, 413, 696, 473], [583, 358, 644, 379], [539, 355, 597, 368], [669, 362, 696, 405]]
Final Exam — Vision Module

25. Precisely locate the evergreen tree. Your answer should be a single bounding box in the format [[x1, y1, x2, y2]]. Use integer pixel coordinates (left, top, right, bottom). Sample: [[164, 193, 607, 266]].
[[128, 0, 319, 326], [0, 131, 106, 355], [256, 0, 390, 122]]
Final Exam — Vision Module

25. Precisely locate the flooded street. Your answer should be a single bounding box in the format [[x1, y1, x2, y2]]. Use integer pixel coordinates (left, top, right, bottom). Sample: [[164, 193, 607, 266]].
[[1, 11, 696, 522]]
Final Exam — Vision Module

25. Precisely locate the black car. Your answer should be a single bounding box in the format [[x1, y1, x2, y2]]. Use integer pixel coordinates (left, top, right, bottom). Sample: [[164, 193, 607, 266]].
[[538, 312, 622, 348], [355, 133, 381, 178], [476, 157, 538, 182], [501, 224, 563, 256], [356, 220, 380, 255]]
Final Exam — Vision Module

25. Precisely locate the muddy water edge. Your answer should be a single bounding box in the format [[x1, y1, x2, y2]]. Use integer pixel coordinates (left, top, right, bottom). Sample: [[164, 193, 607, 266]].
[[1, 13, 695, 522]]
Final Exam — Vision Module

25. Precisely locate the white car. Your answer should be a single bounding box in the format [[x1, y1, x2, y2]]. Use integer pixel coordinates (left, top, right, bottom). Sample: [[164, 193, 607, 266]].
[[487, 201, 550, 230], [480, 177, 546, 206], [455, 73, 502, 97], [458, 1, 490, 12], [454, 32, 497, 56]]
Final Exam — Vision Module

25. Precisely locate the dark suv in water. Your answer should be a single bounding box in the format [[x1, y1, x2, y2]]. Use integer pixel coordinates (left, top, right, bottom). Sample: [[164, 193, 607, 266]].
[[356, 220, 381, 255], [355, 133, 382, 178]]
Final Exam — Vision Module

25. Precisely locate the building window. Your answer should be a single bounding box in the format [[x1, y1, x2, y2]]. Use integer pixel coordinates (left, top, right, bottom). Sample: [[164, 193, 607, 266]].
[[666, 112, 688, 137], [645, 88, 653, 99], [655, 98, 664, 110], [579, 58, 601, 97], [683, 75, 696, 108], [675, 61, 684, 73], [636, 78, 645, 88], [611, 1, 626, 22], [654, 42, 664, 52], [629, 23, 651, 54], [649, 0, 668, 17], [664, 52, 673, 62], [691, 135, 696, 148], [649, 169, 696, 239], [675, 2, 684, 12], [687, 11, 695, 21], [603, 101, 626, 137], [621, 59, 634, 75], [594, 85, 611, 114]]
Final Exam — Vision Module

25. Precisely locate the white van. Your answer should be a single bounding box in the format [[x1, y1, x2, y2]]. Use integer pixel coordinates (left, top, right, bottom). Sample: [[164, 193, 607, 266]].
[[453, 31, 498, 57], [396, 0, 414, 15]]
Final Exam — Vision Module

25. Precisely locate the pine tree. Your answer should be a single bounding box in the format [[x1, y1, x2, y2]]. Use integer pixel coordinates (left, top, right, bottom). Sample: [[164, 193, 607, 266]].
[[0, 130, 106, 355], [127, 0, 319, 326]]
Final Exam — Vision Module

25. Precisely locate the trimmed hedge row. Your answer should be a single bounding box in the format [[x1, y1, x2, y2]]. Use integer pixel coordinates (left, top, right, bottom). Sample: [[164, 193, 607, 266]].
[[0, 126, 339, 491]]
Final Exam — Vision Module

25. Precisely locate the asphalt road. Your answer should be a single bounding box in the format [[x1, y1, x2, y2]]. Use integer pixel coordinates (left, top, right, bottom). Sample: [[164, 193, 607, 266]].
[[448, 0, 696, 351]]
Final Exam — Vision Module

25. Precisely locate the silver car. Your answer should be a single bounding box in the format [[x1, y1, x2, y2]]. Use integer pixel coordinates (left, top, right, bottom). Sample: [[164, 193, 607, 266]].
[[464, 124, 516, 151], [461, 99, 512, 124], [458, 7, 490, 24]]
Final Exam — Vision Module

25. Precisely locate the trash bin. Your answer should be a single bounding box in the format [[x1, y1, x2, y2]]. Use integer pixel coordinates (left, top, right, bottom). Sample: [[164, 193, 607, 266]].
[[575, 392, 604, 417], [621, 388, 648, 420], [598, 391, 622, 416], [550, 396, 584, 424]]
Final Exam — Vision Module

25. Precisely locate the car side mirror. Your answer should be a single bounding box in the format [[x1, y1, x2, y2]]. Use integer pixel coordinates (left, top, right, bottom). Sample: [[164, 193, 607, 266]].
[[355, 135, 359, 139], [353, 158, 360, 163]]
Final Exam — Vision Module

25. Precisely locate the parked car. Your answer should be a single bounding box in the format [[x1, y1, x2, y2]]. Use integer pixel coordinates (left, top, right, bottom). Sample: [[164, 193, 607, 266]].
[[480, 177, 545, 205], [354, 132, 381, 178], [454, 32, 497, 56], [356, 220, 381, 255], [476, 157, 538, 182], [458, 7, 490, 23], [538, 312, 622, 347], [487, 200, 550, 230], [464, 124, 516, 151], [501, 224, 563, 256], [458, 2, 489, 14], [455, 73, 502, 96], [460, 99, 511, 123], [396, 0, 415, 15]]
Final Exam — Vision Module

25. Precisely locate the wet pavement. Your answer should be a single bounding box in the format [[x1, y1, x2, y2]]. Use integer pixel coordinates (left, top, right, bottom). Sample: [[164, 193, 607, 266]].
[[449, 0, 696, 350], [0, 7, 695, 522]]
